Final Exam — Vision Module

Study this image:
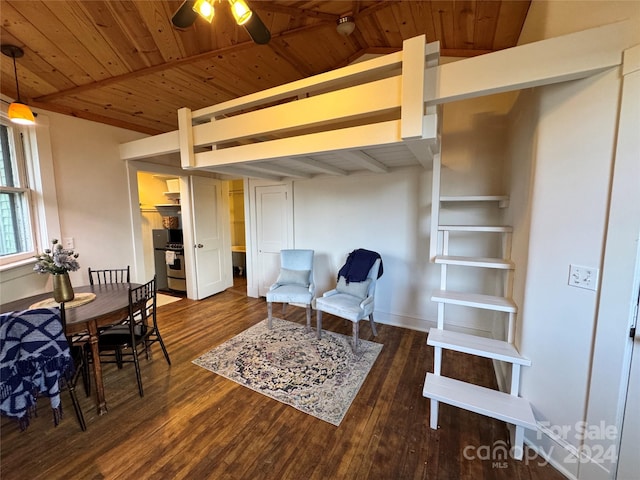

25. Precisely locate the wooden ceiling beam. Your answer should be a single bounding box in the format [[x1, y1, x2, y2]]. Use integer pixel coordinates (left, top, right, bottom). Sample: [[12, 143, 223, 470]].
[[32, 19, 336, 104]]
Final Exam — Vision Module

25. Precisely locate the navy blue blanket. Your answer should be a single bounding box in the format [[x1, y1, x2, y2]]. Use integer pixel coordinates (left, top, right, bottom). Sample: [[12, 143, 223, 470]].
[[337, 249, 383, 283], [0, 307, 71, 430]]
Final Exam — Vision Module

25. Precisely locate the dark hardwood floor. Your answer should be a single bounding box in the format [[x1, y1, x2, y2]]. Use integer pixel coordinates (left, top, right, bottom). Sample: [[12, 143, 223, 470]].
[[1, 279, 565, 479]]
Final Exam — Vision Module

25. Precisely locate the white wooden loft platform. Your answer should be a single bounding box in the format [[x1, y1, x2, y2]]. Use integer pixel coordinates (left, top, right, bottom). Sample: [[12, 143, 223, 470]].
[[120, 35, 442, 181], [120, 21, 635, 181]]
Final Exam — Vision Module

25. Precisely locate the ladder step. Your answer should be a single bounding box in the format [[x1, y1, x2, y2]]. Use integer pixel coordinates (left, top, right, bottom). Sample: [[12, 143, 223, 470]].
[[423, 373, 537, 430], [435, 255, 514, 269], [438, 225, 513, 233], [431, 290, 517, 313], [427, 329, 531, 366]]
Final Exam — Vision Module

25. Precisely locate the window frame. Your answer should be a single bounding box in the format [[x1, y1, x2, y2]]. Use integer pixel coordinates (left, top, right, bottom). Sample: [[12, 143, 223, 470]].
[[0, 120, 39, 265], [0, 112, 60, 271]]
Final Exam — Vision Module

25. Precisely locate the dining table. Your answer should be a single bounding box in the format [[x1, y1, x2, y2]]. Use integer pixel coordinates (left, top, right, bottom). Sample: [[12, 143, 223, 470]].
[[1, 283, 138, 416]]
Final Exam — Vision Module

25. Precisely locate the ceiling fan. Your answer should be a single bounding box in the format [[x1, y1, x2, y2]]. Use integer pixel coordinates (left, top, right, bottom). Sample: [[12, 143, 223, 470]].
[[172, 0, 271, 45]]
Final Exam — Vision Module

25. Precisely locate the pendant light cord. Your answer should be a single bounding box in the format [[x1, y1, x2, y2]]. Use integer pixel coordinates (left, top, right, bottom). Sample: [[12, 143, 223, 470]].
[[11, 53, 22, 103]]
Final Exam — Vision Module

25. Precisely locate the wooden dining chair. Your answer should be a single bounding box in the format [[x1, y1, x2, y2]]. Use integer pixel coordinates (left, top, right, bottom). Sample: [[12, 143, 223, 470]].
[[59, 303, 87, 431], [88, 266, 130, 285], [82, 265, 132, 388], [95, 275, 171, 397]]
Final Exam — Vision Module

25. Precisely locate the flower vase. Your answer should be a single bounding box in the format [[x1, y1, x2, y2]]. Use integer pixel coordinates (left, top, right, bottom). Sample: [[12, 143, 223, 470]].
[[52, 272, 75, 303]]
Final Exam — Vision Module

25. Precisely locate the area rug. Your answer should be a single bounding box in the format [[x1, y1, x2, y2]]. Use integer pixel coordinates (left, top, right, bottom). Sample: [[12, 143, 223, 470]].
[[192, 317, 383, 426]]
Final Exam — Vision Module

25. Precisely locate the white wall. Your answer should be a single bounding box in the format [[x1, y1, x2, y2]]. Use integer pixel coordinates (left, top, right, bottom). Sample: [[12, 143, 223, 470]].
[[507, 1, 640, 477], [0, 112, 146, 302], [268, 92, 515, 333]]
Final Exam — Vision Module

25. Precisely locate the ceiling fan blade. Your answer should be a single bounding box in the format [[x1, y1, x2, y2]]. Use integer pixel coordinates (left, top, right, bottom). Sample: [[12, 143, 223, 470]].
[[171, 0, 198, 29], [243, 11, 271, 45]]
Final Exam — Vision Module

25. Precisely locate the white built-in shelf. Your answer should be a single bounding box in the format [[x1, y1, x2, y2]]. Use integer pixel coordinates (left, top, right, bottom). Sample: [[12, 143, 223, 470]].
[[423, 373, 537, 429], [431, 289, 517, 313], [163, 192, 180, 199], [440, 195, 509, 208], [434, 255, 514, 269], [155, 204, 181, 216], [427, 329, 531, 365], [438, 225, 513, 233]]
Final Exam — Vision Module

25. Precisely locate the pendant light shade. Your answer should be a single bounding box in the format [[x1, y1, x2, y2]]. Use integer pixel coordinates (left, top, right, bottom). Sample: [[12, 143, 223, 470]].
[[7, 102, 36, 125], [192, 0, 215, 23], [1, 44, 36, 126], [229, 0, 252, 25]]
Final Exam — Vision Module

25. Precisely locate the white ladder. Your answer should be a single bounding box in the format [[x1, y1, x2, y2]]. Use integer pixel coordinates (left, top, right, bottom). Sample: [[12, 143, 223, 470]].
[[422, 154, 536, 460]]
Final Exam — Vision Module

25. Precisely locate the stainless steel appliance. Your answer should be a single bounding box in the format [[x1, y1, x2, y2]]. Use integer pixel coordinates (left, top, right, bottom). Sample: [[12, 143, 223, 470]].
[[152, 229, 186, 292]]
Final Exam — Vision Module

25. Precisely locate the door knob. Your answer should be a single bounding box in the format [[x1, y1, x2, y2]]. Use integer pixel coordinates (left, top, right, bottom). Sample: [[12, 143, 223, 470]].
[[196, 243, 203, 248]]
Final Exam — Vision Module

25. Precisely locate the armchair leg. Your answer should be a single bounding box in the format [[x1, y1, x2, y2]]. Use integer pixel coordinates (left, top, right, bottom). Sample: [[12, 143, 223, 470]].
[[267, 302, 273, 329], [352, 321, 360, 353], [369, 314, 378, 337], [316, 310, 322, 339], [305, 305, 311, 332]]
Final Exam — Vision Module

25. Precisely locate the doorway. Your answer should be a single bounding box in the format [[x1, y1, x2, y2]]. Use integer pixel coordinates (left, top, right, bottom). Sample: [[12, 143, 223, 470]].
[[228, 179, 247, 295]]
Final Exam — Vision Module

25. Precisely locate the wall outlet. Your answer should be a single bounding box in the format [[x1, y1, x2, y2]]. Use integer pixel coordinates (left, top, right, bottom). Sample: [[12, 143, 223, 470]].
[[63, 237, 75, 250], [568, 264, 598, 291]]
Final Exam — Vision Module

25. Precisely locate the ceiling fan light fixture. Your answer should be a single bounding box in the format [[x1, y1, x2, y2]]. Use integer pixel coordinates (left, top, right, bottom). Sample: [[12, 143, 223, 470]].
[[193, 0, 215, 23], [229, 0, 252, 26], [1, 44, 36, 126], [336, 16, 355, 36]]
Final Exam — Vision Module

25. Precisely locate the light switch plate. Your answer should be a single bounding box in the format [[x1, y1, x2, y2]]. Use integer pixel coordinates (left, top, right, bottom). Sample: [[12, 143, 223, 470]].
[[568, 264, 598, 291]]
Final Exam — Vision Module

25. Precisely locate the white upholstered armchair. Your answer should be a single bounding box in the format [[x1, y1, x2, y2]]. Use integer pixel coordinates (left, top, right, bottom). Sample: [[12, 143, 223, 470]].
[[266, 249, 315, 331], [315, 255, 382, 353]]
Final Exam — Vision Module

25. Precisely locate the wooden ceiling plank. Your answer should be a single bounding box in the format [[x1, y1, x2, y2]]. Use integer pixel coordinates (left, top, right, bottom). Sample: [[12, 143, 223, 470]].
[[1, 3, 94, 88], [354, 1, 402, 20], [52, 90, 178, 129], [31, 37, 257, 103], [75, 0, 159, 72], [473, 0, 501, 50], [453, 1, 476, 51], [131, 0, 187, 62], [29, 98, 167, 135], [153, 67, 238, 107], [0, 29, 65, 98], [430, 1, 456, 50], [45, 0, 133, 78], [255, 3, 338, 22], [493, 1, 531, 50], [108, 1, 170, 66], [267, 39, 316, 78], [7, 0, 120, 82]]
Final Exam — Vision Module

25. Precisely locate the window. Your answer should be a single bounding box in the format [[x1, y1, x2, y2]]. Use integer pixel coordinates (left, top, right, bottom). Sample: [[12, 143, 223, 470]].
[[0, 121, 37, 265]]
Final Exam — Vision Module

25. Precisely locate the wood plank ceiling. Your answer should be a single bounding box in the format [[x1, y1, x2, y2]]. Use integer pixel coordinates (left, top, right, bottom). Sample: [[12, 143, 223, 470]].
[[0, 1, 531, 136]]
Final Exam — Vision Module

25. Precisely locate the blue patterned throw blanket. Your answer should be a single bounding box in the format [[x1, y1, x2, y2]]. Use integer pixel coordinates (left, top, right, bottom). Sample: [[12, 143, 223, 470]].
[[0, 307, 72, 430]]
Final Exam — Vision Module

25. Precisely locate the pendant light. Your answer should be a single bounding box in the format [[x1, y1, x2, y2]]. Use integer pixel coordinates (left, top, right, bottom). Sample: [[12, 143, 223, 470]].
[[192, 0, 215, 23], [172, 0, 270, 45], [229, 0, 252, 25], [1, 44, 36, 126]]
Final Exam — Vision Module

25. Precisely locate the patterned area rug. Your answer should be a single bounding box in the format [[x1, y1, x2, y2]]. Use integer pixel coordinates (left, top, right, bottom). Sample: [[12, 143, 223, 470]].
[[193, 317, 383, 426]]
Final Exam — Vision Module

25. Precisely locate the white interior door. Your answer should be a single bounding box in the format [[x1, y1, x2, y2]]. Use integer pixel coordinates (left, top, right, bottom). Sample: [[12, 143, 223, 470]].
[[256, 184, 291, 296], [617, 288, 639, 480], [190, 176, 232, 299]]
